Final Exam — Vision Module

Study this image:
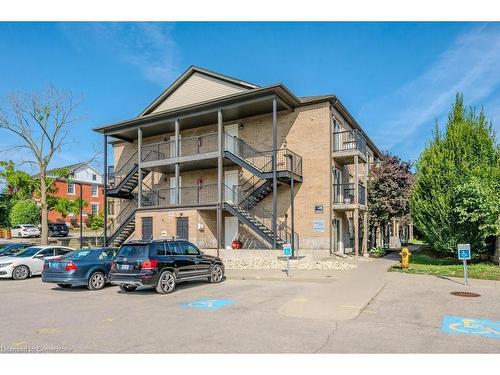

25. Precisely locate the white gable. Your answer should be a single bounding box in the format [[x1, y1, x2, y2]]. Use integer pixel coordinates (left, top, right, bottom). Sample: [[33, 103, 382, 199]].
[[73, 166, 103, 185], [151, 72, 249, 114]]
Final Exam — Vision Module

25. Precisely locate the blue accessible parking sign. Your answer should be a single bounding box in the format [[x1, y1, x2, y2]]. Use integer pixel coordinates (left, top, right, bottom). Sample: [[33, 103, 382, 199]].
[[180, 298, 234, 311], [283, 243, 292, 257], [457, 244, 471, 260]]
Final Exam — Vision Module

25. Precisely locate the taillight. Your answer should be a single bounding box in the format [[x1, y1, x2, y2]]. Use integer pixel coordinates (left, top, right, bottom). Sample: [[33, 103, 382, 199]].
[[141, 259, 158, 270], [65, 261, 78, 272], [111, 261, 116, 270], [43, 262, 49, 270]]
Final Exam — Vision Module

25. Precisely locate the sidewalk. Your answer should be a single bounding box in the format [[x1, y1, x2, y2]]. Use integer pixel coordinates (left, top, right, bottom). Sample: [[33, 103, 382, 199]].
[[226, 255, 399, 320]]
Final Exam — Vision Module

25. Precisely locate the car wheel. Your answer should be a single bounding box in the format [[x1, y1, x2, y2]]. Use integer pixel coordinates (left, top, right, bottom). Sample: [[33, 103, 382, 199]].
[[48, 231, 53, 237], [119, 284, 137, 292], [156, 271, 176, 294], [210, 264, 224, 283], [57, 283, 72, 288], [87, 271, 106, 290], [12, 265, 30, 280]]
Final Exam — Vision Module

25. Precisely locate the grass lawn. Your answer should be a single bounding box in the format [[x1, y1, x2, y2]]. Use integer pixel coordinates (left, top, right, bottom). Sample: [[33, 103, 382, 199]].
[[389, 248, 500, 281]]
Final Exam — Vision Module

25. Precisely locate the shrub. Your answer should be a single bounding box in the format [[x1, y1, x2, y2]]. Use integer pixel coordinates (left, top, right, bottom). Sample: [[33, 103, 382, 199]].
[[9, 199, 40, 226], [369, 246, 387, 258]]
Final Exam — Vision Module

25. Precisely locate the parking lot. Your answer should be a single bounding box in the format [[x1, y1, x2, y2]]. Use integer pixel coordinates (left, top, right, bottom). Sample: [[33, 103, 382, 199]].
[[1, 258, 499, 353]]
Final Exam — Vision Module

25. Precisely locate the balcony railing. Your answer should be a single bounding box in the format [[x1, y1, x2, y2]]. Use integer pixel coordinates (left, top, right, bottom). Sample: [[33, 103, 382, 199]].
[[141, 184, 218, 207], [332, 183, 366, 205], [333, 130, 367, 155], [141, 133, 218, 163]]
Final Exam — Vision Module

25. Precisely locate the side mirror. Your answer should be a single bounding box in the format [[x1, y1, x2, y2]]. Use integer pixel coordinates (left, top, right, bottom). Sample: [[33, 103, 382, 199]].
[[197, 252, 204, 257], [35, 254, 44, 259]]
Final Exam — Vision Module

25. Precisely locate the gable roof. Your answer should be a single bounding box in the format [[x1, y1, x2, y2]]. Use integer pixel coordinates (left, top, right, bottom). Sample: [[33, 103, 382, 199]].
[[139, 65, 260, 116], [44, 162, 102, 179]]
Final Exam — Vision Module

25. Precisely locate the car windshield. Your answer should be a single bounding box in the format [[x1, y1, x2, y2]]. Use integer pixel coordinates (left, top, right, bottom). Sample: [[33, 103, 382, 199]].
[[14, 247, 42, 257], [116, 245, 149, 259], [63, 250, 93, 260]]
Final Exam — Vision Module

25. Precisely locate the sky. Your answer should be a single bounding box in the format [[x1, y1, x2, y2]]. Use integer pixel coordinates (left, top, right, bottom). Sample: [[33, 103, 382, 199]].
[[0, 22, 499, 172]]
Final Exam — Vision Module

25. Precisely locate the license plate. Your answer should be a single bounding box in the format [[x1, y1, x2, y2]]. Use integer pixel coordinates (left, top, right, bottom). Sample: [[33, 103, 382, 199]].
[[49, 262, 59, 269], [120, 264, 131, 270]]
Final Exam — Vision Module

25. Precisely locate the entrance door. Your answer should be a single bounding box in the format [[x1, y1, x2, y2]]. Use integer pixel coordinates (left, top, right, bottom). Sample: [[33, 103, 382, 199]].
[[169, 176, 182, 204], [332, 218, 343, 253], [176, 216, 189, 240], [225, 124, 239, 154], [224, 170, 239, 203], [142, 217, 153, 240], [334, 168, 342, 202], [224, 216, 238, 249]]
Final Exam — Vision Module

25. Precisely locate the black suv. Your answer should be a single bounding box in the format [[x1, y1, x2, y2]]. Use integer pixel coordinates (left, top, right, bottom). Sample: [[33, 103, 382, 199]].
[[48, 223, 69, 237], [109, 240, 225, 294]]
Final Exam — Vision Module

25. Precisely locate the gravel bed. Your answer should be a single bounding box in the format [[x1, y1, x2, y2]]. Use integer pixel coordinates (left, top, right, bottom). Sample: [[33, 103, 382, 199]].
[[223, 257, 357, 270]]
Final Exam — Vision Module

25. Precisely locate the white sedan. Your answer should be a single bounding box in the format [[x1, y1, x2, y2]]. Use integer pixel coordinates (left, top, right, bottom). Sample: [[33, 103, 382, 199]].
[[11, 224, 41, 238], [0, 245, 74, 280]]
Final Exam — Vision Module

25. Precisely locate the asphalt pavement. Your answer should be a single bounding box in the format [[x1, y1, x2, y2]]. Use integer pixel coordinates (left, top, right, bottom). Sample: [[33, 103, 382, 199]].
[[0, 256, 499, 353]]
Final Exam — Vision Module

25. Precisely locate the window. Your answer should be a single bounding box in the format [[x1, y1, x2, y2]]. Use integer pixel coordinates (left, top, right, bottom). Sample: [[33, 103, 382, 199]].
[[67, 182, 75, 194], [91, 184, 98, 197], [91, 203, 99, 215], [55, 248, 72, 256], [108, 201, 114, 215], [168, 241, 183, 255], [98, 250, 115, 261], [180, 241, 200, 255], [154, 243, 167, 256], [92, 174, 97, 181], [38, 248, 55, 258]]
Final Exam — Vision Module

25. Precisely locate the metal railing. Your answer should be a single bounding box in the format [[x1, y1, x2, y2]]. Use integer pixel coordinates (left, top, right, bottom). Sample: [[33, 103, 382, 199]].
[[180, 132, 218, 157], [101, 198, 137, 244], [224, 184, 299, 248], [107, 151, 138, 189], [141, 184, 218, 207], [141, 140, 175, 163], [332, 183, 366, 205], [224, 133, 303, 176], [332, 130, 367, 154]]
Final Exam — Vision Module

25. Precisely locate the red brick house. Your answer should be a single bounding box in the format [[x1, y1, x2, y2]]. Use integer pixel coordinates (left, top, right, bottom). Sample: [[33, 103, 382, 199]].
[[47, 163, 105, 227]]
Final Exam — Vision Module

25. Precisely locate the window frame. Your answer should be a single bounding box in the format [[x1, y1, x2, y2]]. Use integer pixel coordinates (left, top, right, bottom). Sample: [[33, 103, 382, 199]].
[[67, 182, 75, 195], [91, 184, 98, 197]]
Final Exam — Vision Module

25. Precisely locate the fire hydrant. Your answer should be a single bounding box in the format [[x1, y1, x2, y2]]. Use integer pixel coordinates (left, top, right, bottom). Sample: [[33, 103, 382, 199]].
[[399, 246, 412, 269]]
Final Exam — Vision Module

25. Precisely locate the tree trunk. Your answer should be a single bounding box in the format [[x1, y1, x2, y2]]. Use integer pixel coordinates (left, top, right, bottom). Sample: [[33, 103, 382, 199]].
[[40, 173, 49, 245]]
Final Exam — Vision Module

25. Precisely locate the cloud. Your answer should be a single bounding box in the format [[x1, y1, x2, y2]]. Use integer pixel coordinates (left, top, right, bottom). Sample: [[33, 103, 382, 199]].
[[60, 22, 180, 86], [358, 23, 500, 159]]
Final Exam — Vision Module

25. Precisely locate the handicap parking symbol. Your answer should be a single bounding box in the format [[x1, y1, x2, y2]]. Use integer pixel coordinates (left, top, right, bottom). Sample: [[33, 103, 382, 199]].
[[180, 298, 234, 310], [442, 315, 500, 339]]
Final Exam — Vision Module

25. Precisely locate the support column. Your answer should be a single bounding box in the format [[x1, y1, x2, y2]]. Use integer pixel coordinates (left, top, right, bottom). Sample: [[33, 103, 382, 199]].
[[354, 154, 359, 204], [409, 222, 414, 242], [354, 209, 359, 256], [103, 134, 108, 246], [137, 127, 143, 208], [272, 97, 278, 249], [362, 210, 368, 256], [217, 109, 223, 255], [175, 119, 180, 204]]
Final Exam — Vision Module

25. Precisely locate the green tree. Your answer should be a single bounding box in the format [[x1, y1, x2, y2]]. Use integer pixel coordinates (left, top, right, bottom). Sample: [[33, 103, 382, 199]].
[[0, 161, 37, 200], [88, 213, 104, 231], [411, 94, 500, 256], [9, 199, 41, 226]]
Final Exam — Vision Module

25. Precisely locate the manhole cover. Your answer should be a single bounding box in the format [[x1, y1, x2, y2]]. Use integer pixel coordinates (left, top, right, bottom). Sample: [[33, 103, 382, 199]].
[[450, 291, 481, 297]]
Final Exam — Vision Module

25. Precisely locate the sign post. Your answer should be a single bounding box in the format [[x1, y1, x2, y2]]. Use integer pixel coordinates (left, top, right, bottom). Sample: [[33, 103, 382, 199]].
[[283, 243, 292, 277], [457, 244, 471, 286]]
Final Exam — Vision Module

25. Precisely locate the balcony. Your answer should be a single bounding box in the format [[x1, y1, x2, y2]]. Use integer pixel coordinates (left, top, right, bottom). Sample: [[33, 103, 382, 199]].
[[332, 130, 367, 164], [139, 131, 303, 182], [332, 183, 366, 209], [142, 132, 218, 163], [140, 184, 218, 208]]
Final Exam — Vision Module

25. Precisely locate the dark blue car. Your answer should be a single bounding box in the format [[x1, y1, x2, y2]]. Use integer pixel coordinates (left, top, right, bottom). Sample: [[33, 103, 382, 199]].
[[42, 248, 118, 290]]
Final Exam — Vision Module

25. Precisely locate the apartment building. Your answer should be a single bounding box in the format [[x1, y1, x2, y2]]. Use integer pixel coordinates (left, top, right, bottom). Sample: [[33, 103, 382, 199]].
[[94, 66, 382, 256], [46, 163, 104, 226]]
